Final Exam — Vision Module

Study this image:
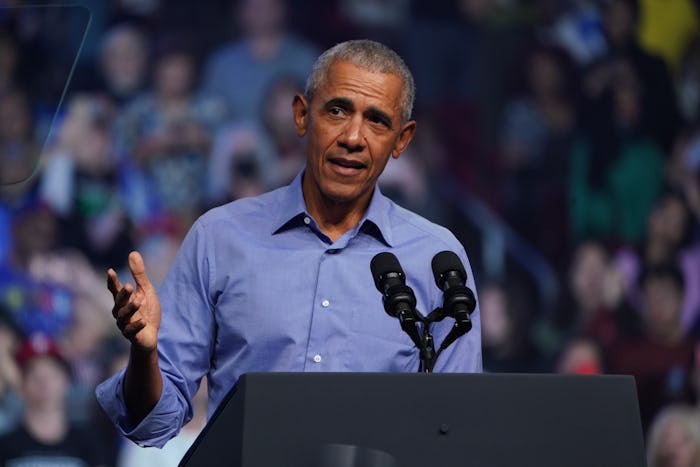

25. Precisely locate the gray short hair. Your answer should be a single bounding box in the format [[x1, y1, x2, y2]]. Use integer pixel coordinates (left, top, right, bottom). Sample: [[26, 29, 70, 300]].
[[305, 40, 415, 123], [646, 405, 700, 467]]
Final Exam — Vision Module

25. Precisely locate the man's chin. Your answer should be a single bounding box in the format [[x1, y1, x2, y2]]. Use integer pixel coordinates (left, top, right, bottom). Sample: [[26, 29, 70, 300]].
[[321, 184, 369, 205], [303, 173, 372, 208], [322, 191, 358, 204]]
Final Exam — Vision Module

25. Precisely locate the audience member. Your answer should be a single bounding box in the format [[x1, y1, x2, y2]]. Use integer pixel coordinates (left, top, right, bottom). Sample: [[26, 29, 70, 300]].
[[498, 43, 576, 270], [115, 43, 226, 229], [556, 337, 605, 374], [40, 94, 135, 270], [205, 121, 276, 206], [21, 248, 116, 416], [61, 291, 115, 425], [205, 74, 306, 205], [608, 263, 696, 430], [585, 0, 679, 152], [0, 334, 111, 466], [571, 56, 665, 245], [200, 0, 318, 122], [378, 108, 452, 225], [72, 23, 150, 107], [400, 1, 476, 108], [614, 191, 700, 335], [556, 241, 642, 351], [480, 281, 545, 373], [0, 201, 74, 343], [647, 404, 700, 467], [0, 89, 40, 186], [258, 75, 307, 186]]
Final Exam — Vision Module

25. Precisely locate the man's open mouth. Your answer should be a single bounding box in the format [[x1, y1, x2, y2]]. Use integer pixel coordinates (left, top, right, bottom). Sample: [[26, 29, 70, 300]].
[[328, 158, 368, 170]]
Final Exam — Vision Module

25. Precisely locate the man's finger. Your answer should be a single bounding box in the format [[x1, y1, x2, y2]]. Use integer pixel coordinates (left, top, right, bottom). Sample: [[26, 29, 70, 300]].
[[122, 320, 146, 340], [128, 251, 153, 291], [115, 299, 140, 326], [113, 283, 133, 312], [107, 269, 123, 298]]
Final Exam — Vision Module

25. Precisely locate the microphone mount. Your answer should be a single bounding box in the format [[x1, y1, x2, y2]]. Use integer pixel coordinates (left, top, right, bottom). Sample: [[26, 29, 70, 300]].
[[370, 251, 477, 373]]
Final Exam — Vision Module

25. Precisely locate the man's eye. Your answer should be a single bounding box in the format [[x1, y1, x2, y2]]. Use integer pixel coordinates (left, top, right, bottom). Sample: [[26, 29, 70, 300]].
[[369, 115, 389, 128], [329, 107, 344, 116]]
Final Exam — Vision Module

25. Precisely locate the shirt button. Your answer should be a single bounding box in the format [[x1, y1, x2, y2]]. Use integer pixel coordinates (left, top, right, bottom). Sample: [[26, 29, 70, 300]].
[[303, 216, 311, 225], [321, 299, 330, 308], [313, 354, 322, 363]]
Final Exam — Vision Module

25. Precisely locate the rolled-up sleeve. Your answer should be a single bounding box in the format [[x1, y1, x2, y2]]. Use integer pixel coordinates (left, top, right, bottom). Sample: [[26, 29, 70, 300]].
[[95, 368, 189, 448]]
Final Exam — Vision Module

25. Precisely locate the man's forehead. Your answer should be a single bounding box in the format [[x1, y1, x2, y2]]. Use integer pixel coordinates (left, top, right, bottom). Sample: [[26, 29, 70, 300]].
[[322, 60, 403, 87], [315, 61, 403, 112]]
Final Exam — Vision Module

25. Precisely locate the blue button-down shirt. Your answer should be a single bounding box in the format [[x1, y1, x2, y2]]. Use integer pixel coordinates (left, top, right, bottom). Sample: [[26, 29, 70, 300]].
[[96, 170, 482, 447]]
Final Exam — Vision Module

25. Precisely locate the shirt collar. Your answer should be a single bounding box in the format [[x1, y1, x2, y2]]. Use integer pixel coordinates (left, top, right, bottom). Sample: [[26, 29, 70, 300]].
[[271, 169, 394, 247], [271, 170, 308, 234]]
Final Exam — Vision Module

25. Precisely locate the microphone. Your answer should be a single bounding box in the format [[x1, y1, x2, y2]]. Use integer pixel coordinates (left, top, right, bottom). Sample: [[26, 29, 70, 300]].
[[431, 250, 477, 351], [370, 252, 422, 350]]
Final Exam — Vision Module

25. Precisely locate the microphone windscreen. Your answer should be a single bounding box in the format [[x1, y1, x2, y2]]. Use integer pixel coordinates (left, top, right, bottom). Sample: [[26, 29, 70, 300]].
[[370, 252, 404, 291], [431, 250, 467, 286]]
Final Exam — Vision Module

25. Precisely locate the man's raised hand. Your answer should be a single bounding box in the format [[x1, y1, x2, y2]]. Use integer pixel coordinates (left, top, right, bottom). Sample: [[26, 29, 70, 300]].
[[107, 251, 161, 353]]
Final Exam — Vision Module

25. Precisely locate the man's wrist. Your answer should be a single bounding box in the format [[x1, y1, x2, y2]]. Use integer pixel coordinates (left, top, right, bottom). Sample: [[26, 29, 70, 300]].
[[129, 344, 158, 364]]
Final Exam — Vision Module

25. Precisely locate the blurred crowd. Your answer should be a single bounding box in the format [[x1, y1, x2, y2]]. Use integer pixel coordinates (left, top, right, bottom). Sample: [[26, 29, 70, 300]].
[[0, 0, 699, 465]]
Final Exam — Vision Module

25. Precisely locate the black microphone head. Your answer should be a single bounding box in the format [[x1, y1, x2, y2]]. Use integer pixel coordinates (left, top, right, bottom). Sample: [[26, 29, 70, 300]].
[[431, 250, 467, 287], [370, 252, 405, 292]]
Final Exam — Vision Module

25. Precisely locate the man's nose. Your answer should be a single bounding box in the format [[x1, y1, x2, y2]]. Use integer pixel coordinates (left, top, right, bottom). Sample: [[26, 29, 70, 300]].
[[338, 116, 365, 152]]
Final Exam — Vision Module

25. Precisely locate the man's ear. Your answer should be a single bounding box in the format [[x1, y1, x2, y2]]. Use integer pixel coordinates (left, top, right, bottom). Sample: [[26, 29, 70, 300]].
[[391, 120, 417, 159], [292, 93, 309, 137]]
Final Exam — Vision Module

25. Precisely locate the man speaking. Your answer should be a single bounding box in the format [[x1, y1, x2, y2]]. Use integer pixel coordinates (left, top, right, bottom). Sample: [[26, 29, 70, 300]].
[[96, 39, 482, 448]]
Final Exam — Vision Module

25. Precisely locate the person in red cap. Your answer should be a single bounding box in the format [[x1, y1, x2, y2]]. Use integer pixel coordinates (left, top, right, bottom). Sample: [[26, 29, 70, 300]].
[[0, 333, 110, 466]]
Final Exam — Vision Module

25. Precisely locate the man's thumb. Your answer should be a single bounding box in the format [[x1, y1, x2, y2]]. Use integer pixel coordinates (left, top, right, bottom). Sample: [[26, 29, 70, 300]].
[[128, 251, 151, 290]]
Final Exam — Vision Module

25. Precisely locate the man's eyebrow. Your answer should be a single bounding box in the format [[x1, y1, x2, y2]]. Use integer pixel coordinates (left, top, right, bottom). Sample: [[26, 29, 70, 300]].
[[324, 97, 394, 129], [365, 106, 393, 129], [324, 97, 353, 110]]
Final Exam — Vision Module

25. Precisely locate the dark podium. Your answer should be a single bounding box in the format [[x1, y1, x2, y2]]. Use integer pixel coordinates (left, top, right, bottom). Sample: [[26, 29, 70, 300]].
[[180, 372, 646, 467]]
